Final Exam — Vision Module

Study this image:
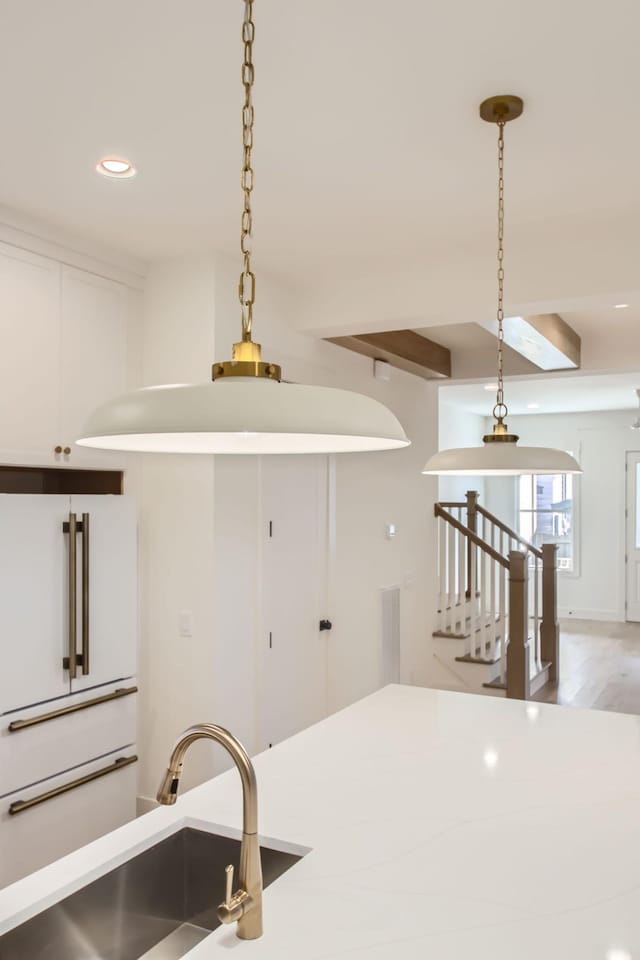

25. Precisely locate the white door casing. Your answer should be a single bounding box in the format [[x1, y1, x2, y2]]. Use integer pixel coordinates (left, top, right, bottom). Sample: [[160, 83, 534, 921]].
[[625, 452, 640, 622]]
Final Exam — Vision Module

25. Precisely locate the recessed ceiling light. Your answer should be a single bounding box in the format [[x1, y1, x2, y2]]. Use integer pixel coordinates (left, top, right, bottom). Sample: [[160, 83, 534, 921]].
[[606, 949, 632, 960], [614, 303, 629, 309], [527, 403, 540, 410], [96, 157, 137, 179], [484, 383, 498, 391], [483, 747, 498, 770]]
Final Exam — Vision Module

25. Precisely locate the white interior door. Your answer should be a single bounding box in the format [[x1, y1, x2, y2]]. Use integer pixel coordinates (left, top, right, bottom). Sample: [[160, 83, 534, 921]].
[[626, 452, 640, 622], [260, 456, 329, 749], [0, 496, 71, 713], [69, 496, 137, 691]]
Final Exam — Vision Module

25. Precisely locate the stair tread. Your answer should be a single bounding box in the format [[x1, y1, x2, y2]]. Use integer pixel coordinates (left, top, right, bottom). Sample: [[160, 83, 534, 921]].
[[483, 676, 507, 690], [482, 661, 551, 693], [455, 652, 501, 666]]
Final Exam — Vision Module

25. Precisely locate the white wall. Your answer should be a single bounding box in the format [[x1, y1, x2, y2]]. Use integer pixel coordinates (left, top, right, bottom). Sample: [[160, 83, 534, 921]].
[[132, 254, 440, 803], [437, 400, 486, 505], [483, 409, 638, 622], [126, 259, 219, 800]]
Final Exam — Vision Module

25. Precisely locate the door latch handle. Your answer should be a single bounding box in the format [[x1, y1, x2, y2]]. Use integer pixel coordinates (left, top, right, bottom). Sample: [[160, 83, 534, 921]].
[[319, 619, 332, 631]]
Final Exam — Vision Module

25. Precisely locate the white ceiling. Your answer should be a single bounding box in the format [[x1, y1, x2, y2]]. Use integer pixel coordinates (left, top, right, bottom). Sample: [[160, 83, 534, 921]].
[[0, 1, 638, 263], [1, 0, 640, 345], [440, 371, 640, 417]]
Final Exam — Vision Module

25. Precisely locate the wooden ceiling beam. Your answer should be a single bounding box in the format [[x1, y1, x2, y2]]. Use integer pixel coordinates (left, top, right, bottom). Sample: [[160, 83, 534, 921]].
[[480, 314, 581, 370], [326, 330, 451, 380]]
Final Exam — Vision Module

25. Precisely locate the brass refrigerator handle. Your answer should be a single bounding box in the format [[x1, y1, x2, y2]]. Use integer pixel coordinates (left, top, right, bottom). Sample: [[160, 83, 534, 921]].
[[7, 686, 138, 732], [66, 512, 77, 680], [82, 512, 90, 675], [8, 755, 138, 816]]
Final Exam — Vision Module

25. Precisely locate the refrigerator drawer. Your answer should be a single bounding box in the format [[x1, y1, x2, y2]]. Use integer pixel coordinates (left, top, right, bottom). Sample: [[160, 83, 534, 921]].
[[0, 681, 137, 797], [0, 746, 137, 889]]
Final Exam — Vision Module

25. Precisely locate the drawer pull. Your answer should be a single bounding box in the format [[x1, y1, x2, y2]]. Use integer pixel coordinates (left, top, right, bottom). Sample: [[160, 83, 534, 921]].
[[8, 686, 138, 732], [8, 755, 137, 816]]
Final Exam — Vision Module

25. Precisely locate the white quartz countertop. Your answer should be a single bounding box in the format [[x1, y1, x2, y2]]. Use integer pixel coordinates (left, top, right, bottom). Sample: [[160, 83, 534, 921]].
[[2, 684, 640, 958]]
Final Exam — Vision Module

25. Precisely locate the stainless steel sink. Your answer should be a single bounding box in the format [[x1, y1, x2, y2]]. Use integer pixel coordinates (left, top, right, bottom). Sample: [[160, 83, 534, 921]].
[[0, 827, 302, 960]]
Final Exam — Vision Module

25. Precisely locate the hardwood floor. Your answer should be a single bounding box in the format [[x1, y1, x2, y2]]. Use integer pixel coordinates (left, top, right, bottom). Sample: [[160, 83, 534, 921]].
[[533, 618, 640, 715]]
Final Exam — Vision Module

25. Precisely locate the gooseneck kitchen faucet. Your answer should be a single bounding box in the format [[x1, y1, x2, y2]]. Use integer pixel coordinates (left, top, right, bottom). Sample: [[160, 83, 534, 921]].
[[156, 723, 263, 940]]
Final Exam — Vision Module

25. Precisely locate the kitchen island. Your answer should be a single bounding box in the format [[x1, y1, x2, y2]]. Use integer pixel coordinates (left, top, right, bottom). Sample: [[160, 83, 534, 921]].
[[1, 684, 640, 958]]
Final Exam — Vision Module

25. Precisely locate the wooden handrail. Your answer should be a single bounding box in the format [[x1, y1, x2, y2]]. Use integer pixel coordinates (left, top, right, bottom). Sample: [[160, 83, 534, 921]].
[[434, 504, 508, 568], [476, 504, 543, 559], [434, 497, 543, 560]]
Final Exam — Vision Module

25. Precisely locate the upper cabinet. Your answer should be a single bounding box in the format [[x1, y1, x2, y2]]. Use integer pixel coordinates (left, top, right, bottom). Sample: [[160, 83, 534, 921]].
[[0, 243, 138, 468], [59, 267, 127, 448], [0, 244, 61, 454]]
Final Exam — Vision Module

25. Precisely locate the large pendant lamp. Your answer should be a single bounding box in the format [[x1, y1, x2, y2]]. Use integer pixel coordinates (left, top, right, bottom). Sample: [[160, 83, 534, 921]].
[[422, 96, 581, 476], [78, 2, 409, 456]]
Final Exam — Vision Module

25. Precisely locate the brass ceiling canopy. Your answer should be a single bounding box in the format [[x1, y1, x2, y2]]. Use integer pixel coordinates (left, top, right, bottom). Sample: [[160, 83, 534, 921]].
[[479, 94, 524, 124]]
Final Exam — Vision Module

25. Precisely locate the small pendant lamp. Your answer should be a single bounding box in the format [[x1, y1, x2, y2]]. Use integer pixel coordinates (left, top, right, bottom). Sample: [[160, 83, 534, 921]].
[[78, 2, 409, 456], [422, 96, 581, 477]]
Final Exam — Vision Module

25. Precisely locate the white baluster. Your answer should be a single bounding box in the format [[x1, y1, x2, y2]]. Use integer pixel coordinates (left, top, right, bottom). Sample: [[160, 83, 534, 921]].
[[499, 559, 507, 681], [447, 520, 455, 633], [457, 515, 465, 633], [489, 544, 497, 662], [438, 516, 446, 632], [479, 548, 488, 659], [534, 556, 541, 671], [468, 541, 477, 657]]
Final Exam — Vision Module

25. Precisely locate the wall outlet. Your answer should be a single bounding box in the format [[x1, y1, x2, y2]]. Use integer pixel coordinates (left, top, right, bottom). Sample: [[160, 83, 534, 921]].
[[179, 609, 194, 638]]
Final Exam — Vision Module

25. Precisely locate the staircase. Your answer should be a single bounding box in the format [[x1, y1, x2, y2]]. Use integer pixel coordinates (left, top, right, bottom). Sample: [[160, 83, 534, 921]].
[[432, 491, 559, 700]]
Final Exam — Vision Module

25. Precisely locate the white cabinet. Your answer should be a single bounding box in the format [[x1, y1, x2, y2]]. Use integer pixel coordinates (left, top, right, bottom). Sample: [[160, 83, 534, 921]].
[[0, 680, 137, 797], [0, 245, 134, 467], [0, 747, 137, 888], [69, 495, 137, 692], [0, 496, 71, 712], [0, 494, 137, 713], [59, 267, 127, 450], [0, 243, 61, 454]]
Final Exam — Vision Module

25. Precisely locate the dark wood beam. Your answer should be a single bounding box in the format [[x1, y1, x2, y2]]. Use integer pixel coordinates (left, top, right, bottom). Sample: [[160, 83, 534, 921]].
[[326, 330, 451, 380]]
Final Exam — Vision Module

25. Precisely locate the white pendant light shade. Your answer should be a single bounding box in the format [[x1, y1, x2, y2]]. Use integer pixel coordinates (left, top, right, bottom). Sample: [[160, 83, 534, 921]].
[[422, 442, 581, 476], [77, 378, 410, 454]]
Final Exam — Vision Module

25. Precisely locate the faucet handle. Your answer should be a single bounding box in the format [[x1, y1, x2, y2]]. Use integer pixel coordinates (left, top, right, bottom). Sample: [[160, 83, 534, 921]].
[[218, 863, 250, 926], [224, 864, 234, 907]]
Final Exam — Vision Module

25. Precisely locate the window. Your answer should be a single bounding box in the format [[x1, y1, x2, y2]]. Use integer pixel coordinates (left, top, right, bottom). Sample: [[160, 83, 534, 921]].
[[518, 473, 576, 572]]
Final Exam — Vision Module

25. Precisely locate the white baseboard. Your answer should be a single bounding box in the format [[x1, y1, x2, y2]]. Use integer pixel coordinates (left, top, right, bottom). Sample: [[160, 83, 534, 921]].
[[559, 607, 624, 623]]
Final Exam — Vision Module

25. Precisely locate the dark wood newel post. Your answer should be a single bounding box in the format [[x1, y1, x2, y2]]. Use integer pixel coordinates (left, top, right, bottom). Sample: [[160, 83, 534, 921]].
[[540, 543, 559, 683], [465, 491, 478, 598], [507, 550, 530, 700]]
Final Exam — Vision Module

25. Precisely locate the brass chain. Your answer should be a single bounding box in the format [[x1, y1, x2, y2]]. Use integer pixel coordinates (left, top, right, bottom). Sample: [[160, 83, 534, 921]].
[[239, 0, 256, 340], [493, 120, 508, 422]]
